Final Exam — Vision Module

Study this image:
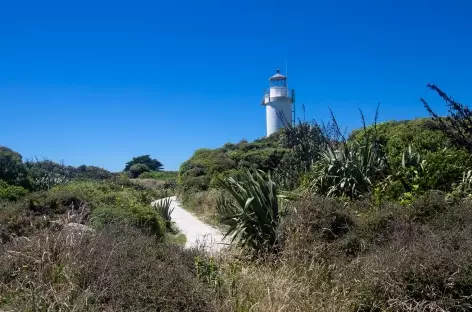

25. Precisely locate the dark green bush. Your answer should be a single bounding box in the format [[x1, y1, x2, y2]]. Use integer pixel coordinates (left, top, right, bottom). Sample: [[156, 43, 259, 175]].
[[124, 154, 163, 171], [349, 118, 451, 169], [25, 160, 114, 191], [0, 146, 30, 188], [128, 163, 150, 178], [76, 165, 114, 180], [178, 137, 286, 195], [91, 203, 165, 237]]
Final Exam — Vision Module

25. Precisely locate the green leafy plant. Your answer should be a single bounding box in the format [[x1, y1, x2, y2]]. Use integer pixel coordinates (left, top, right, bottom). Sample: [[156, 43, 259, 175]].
[[154, 197, 174, 230], [216, 170, 288, 253], [275, 113, 326, 190], [381, 145, 427, 201], [311, 109, 388, 199], [195, 256, 222, 291], [0, 180, 29, 201]]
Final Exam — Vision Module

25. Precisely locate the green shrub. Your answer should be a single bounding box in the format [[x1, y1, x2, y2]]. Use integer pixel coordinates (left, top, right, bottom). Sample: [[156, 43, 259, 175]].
[[180, 175, 211, 192], [25, 160, 74, 191], [279, 120, 326, 172], [128, 163, 150, 178], [178, 137, 286, 195], [381, 147, 472, 202], [27, 187, 89, 217], [154, 197, 174, 230], [0, 146, 30, 188], [0, 180, 28, 201], [216, 170, 288, 253], [91, 203, 165, 237], [76, 165, 114, 180], [311, 139, 388, 199], [349, 118, 451, 169], [25, 160, 114, 191], [309, 110, 388, 199]]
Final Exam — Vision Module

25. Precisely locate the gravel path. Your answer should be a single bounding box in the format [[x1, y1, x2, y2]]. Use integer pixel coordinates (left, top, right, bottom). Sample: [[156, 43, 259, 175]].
[[152, 196, 229, 253]]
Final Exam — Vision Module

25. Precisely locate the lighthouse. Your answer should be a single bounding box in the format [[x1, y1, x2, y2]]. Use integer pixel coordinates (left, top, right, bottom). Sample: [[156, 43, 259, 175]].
[[262, 69, 295, 136]]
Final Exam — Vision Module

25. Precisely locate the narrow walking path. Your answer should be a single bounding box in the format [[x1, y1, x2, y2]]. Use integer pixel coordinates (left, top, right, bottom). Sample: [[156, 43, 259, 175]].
[[152, 196, 229, 253]]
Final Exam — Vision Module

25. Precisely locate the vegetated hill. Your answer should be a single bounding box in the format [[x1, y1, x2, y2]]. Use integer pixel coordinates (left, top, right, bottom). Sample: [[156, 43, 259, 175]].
[[350, 117, 454, 166], [0, 146, 216, 311], [174, 106, 472, 311], [178, 133, 289, 193], [179, 117, 471, 201]]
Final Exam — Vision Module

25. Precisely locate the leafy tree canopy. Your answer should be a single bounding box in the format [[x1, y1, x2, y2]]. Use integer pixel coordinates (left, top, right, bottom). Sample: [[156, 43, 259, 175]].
[[0, 146, 30, 188], [124, 155, 163, 172]]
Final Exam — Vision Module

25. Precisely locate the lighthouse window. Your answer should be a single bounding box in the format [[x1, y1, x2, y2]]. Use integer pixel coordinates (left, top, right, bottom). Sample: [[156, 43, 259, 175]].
[[270, 79, 287, 87]]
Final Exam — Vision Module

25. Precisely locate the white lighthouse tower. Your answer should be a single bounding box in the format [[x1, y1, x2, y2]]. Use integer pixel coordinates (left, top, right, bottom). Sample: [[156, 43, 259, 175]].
[[262, 69, 295, 136]]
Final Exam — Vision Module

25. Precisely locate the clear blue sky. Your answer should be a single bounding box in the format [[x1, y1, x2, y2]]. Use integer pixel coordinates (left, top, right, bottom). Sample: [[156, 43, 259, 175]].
[[1, 0, 471, 171]]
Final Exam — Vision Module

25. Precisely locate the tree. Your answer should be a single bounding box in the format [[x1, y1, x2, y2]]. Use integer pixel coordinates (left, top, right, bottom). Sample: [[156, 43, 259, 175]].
[[124, 155, 163, 172], [0, 146, 30, 188], [421, 84, 472, 152]]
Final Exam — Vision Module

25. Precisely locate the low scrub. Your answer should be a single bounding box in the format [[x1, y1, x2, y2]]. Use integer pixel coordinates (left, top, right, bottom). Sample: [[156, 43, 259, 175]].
[[0, 179, 166, 242], [209, 193, 472, 311], [0, 226, 217, 311]]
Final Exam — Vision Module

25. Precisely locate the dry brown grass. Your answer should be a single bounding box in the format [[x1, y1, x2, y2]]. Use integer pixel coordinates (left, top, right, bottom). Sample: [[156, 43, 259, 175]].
[[207, 193, 472, 312], [0, 225, 217, 312]]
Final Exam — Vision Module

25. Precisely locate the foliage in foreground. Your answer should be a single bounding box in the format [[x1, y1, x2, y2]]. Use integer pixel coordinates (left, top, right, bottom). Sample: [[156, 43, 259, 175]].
[[199, 193, 472, 311], [0, 226, 216, 312]]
